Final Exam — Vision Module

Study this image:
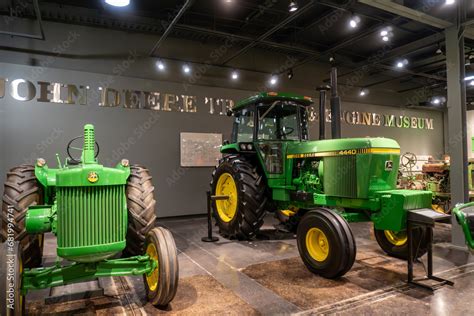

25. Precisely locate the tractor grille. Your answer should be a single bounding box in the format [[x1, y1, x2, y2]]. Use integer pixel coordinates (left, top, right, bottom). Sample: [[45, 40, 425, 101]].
[[323, 156, 357, 198], [56, 185, 126, 248]]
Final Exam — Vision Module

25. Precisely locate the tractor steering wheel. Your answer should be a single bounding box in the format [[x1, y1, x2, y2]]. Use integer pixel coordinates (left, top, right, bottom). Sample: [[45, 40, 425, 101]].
[[278, 126, 294, 139], [67, 136, 100, 164], [401, 152, 417, 169]]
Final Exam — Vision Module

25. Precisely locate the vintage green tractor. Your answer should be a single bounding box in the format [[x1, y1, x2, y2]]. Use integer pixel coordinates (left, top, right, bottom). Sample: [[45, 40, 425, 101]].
[[1, 124, 178, 315], [210, 89, 435, 279]]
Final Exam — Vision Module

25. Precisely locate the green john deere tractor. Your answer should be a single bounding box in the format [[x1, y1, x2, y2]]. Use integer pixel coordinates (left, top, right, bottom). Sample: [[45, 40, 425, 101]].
[[1, 124, 178, 315], [211, 78, 435, 278]]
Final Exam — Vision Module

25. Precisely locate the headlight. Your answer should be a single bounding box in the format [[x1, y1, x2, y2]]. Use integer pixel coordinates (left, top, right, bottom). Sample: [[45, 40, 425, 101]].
[[246, 144, 253, 151], [240, 143, 246, 150]]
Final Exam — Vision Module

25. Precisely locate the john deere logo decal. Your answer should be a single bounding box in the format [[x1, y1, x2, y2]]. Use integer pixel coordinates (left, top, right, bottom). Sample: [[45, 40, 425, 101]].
[[87, 172, 99, 183], [385, 161, 393, 171]]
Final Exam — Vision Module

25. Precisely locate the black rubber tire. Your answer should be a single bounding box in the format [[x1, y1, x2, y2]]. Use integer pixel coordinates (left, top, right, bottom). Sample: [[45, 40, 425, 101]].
[[210, 155, 268, 240], [297, 208, 356, 279], [0, 241, 24, 316], [1, 165, 43, 268], [125, 165, 157, 256], [374, 227, 428, 260], [144, 227, 179, 307]]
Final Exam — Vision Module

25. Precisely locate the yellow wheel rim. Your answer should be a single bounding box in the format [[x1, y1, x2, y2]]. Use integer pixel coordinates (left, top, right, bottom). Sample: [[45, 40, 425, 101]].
[[145, 243, 159, 292], [306, 228, 330, 262], [215, 173, 238, 223], [384, 230, 408, 246]]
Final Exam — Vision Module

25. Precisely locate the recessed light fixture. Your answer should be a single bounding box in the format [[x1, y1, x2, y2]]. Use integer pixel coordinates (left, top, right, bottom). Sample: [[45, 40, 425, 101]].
[[231, 70, 239, 80], [156, 60, 165, 71], [289, 1, 298, 12], [105, 0, 130, 7], [183, 64, 191, 74], [349, 15, 360, 28]]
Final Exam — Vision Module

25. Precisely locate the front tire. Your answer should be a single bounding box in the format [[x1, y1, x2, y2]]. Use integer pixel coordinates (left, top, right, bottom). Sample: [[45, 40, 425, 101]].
[[125, 165, 157, 256], [374, 227, 428, 260], [0, 241, 24, 316], [297, 208, 356, 278], [1, 165, 43, 268], [144, 227, 179, 307], [210, 155, 268, 240]]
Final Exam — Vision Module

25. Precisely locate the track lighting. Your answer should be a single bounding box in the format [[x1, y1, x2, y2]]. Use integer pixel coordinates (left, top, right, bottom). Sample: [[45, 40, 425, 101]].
[[359, 88, 368, 96], [287, 69, 294, 80], [269, 75, 278, 86], [183, 64, 191, 74], [396, 59, 409, 68], [349, 15, 360, 28], [231, 70, 239, 80], [105, 0, 130, 7], [289, 1, 298, 12], [156, 60, 165, 71]]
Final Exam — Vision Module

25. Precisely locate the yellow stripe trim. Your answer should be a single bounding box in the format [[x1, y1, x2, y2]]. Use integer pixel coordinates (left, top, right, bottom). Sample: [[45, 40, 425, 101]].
[[287, 148, 400, 159]]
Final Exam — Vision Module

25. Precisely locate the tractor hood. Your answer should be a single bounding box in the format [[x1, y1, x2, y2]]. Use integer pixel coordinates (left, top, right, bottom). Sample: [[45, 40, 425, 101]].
[[286, 138, 400, 158]]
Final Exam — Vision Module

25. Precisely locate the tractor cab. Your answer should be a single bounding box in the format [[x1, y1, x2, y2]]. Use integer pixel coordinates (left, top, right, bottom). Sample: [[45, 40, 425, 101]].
[[223, 92, 313, 176]]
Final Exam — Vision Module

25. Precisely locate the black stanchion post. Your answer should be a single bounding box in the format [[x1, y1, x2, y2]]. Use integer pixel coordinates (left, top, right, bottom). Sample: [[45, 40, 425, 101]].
[[202, 190, 219, 242]]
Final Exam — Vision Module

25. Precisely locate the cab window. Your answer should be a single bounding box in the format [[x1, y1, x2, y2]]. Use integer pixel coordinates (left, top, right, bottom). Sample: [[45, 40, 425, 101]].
[[232, 108, 254, 142], [257, 102, 301, 141]]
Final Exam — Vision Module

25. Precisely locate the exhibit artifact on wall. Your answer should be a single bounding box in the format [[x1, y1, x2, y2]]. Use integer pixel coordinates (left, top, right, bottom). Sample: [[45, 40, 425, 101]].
[[180, 132, 223, 167], [0, 124, 179, 315]]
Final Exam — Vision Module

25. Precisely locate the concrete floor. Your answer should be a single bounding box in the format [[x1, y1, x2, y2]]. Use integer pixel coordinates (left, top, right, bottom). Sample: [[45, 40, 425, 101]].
[[26, 215, 474, 315]]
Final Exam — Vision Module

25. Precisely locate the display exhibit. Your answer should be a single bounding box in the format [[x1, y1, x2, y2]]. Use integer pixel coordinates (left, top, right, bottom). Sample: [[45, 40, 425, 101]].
[[0, 0, 473, 315]]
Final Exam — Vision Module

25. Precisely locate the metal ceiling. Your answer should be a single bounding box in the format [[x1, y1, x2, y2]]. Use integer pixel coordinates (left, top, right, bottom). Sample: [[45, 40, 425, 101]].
[[0, 0, 473, 105]]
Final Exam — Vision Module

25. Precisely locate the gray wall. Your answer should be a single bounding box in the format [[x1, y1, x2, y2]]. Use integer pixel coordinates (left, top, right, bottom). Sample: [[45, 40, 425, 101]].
[[0, 63, 444, 217]]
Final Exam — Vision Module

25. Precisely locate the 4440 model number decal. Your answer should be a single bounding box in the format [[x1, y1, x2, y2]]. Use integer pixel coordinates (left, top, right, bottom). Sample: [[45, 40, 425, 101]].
[[287, 148, 401, 159]]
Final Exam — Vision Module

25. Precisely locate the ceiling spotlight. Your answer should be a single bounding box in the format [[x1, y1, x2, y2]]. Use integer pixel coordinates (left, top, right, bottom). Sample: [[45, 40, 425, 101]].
[[156, 60, 165, 71], [231, 70, 239, 80], [287, 69, 294, 80], [269, 75, 278, 86], [432, 98, 441, 105], [396, 59, 409, 68], [105, 0, 130, 7], [445, 0, 455, 5], [359, 88, 368, 96], [289, 1, 298, 12], [380, 28, 393, 42], [183, 64, 191, 74], [349, 15, 360, 28]]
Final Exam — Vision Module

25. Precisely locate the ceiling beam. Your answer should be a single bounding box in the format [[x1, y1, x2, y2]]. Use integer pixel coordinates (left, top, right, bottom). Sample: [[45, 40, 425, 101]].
[[283, 22, 385, 72], [358, 0, 474, 40], [149, 0, 194, 57], [334, 32, 445, 80], [220, 0, 315, 65]]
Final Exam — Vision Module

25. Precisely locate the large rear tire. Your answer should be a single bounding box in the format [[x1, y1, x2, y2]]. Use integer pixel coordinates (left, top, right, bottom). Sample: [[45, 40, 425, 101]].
[[144, 227, 179, 307], [210, 155, 268, 240], [1, 165, 43, 268], [0, 241, 24, 316], [125, 165, 157, 256], [297, 208, 356, 278], [374, 227, 428, 260]]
